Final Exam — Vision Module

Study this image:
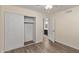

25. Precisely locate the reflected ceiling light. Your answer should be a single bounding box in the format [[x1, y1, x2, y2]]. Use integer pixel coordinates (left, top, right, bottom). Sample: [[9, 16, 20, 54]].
[[45, 5, 53, 10]]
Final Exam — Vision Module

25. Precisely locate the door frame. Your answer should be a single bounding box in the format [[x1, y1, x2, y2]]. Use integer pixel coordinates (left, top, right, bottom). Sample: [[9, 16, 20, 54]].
[[43, 17, 56, 43], [24, 16, 36, 43], [49, 16, 56, 42]]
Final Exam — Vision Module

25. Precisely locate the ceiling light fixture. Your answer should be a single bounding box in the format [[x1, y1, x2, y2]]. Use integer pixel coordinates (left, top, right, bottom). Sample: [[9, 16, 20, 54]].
[[45, 5, 53, 10]]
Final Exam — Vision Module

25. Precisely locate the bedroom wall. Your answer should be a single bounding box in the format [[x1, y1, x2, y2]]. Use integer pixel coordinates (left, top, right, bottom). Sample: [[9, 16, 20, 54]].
[[0, 6, 5, 52], [51, 6, 79, 49]]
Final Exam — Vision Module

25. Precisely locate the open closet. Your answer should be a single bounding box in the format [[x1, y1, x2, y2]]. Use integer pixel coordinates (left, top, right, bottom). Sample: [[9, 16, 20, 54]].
[[4, 12, 36, 51], [24, 16, 36, 45]]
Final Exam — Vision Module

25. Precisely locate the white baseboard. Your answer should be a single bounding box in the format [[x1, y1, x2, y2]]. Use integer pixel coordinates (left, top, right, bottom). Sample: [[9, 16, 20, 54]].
[[55, 40, 79, 50]]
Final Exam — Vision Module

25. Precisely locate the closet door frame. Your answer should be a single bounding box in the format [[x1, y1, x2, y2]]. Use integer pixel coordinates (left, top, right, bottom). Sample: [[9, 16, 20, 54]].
[[33, 17, 36, 42], [24, 16, 36, 43]]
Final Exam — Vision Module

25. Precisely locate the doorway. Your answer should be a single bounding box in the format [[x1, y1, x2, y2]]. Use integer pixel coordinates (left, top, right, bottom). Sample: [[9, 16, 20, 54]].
[[43, 17, 49, 41], [24, 16, 36, 45], [43, 18, 48, 36], [43, 17, 55, 42]]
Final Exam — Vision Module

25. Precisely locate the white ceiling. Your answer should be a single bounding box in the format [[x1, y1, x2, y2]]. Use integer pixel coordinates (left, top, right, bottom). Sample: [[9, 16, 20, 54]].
[[16, 5, 78, 13]]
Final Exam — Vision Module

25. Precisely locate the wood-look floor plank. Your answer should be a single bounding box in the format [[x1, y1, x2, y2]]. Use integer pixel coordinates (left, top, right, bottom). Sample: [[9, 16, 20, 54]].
[[5, 39, 79, 53]]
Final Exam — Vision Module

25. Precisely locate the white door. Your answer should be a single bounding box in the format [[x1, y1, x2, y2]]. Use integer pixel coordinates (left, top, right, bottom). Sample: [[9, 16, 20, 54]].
[[5, 12, 24, 51], [48, 17, 55, 42]]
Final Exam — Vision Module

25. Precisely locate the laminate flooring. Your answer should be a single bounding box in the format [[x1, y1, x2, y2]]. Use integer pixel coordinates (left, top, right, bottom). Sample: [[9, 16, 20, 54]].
[[5, 38, 79, 53]]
